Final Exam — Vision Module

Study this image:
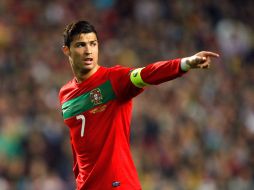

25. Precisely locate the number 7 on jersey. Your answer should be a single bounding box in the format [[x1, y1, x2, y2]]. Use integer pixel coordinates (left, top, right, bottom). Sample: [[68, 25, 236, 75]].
[[76, 115, 86, 137]]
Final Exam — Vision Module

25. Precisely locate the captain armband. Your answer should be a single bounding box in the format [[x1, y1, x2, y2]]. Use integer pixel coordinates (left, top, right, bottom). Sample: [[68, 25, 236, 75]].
[[130, 68, 149, 88]]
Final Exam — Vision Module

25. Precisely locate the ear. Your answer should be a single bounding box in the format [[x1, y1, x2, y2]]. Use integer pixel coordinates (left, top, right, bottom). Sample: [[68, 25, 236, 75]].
[[62, 45, 70, 56]]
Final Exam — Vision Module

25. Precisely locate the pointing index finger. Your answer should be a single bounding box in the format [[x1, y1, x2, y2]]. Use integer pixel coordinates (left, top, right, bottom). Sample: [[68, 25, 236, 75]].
[[203, 51, 220, 58]]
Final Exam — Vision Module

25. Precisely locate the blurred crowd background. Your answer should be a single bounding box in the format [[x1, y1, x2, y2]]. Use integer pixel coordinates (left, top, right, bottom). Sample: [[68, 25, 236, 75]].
[[0, 0, 254, 189]]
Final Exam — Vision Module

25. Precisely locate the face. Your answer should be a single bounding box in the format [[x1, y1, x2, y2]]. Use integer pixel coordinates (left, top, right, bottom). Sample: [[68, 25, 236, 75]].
[[63, 32, 99, 81]]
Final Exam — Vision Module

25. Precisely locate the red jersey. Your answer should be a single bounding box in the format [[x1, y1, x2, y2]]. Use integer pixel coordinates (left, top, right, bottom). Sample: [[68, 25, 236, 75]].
[[59, 59, 185, 190]]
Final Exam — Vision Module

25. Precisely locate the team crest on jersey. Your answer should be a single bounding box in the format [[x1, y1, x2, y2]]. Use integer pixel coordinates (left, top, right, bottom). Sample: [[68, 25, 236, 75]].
[[90, 88, 103, 105]]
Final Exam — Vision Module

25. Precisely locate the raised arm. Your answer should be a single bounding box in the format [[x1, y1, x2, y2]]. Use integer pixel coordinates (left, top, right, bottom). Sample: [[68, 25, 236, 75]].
[[130, 51, 219, 88]]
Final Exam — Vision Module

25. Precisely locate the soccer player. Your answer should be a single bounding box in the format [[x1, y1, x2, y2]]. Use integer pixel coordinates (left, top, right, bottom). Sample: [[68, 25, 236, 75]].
[[59, 20, 219, 190]]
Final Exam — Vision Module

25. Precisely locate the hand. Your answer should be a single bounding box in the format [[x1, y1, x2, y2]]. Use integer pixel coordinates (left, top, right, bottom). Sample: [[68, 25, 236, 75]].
[[181, 51, 220, 71]]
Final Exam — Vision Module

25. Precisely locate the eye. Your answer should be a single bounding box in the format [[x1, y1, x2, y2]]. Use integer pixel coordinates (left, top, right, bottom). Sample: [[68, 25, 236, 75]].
[[90, 41, 97, 47], [76, 43, 85, 48]]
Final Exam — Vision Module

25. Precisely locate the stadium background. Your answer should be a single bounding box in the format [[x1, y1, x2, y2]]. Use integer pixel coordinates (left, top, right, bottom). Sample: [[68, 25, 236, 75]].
[[0, 0, 254, 189]]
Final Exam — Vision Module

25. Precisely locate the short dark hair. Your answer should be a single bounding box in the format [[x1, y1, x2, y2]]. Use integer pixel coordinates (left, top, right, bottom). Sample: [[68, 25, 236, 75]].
[[63, 20, 98, 47]]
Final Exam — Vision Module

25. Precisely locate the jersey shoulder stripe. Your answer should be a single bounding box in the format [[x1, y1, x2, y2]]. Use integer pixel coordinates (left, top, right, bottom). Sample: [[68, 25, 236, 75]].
[[62, 80, 116, 119]]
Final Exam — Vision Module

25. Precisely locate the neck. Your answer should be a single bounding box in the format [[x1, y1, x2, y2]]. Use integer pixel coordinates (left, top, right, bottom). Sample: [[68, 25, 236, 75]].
[[74, 65, 100, 83]]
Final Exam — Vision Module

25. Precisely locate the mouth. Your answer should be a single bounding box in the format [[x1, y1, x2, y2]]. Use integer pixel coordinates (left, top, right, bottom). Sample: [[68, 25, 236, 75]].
[[83, 58, 93, 65]]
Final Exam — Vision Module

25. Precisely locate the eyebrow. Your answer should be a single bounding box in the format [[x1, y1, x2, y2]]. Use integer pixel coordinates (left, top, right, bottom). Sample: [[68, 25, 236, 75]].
[[74, 40, 97, 44]]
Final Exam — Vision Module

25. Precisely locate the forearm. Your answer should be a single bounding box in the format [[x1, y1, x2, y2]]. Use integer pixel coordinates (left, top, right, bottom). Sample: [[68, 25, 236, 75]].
[[141, 58, 185, 85], [130, 51, 219, 88]]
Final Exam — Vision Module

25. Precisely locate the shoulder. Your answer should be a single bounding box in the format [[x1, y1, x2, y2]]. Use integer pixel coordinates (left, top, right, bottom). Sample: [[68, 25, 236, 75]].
[[59, 79, 74, 93], [106, 65, 133, 83], [109, 65, 131, 70], [58, 79, 75, 104], [108, 65, 132, 76]]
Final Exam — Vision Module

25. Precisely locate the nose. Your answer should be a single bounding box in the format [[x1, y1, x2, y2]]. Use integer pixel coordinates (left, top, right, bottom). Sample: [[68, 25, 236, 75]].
[[84, 45, 92, 55]]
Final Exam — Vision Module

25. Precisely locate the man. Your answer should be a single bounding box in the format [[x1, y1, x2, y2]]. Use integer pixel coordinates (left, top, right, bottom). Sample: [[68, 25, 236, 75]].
[[59, 20, 219, 190]]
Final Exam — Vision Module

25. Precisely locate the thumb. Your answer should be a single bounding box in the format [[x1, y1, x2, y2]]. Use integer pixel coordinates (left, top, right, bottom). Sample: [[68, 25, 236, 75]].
[[201, 56, 207, 63]]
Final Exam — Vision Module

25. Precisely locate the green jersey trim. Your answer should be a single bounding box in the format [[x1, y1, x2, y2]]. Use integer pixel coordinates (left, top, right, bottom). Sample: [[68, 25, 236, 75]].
[[62, 80, 116, 119], [130, 68, 149, 88]]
